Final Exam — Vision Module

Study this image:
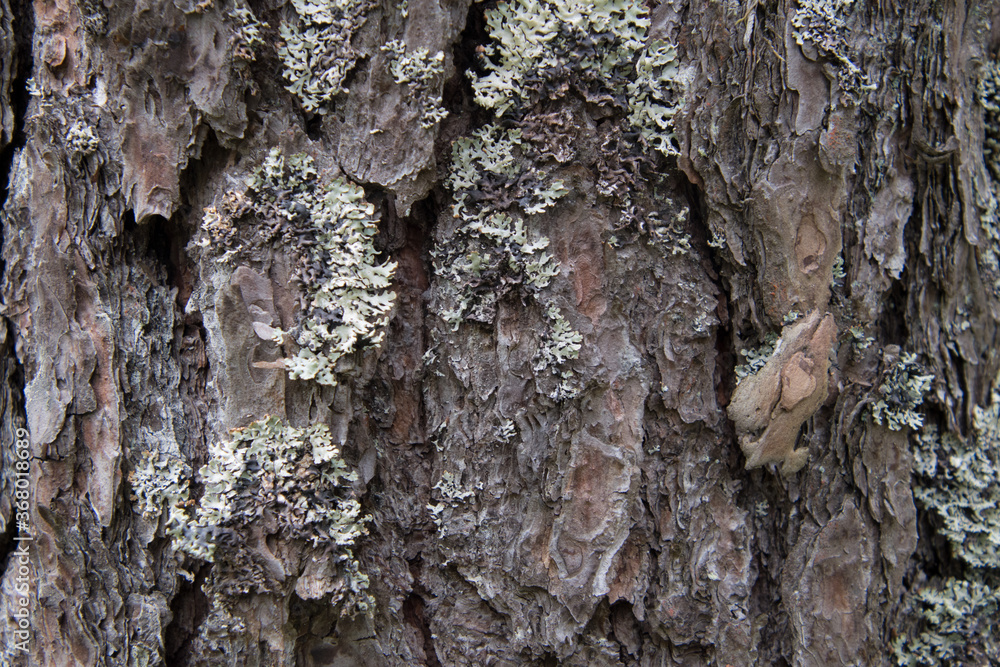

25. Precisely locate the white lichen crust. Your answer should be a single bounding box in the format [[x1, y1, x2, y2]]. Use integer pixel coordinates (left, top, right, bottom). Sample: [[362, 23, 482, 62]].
[[278, 0, 375, 113], [66, 120, 99, 156], [471, 0, 683, 156]]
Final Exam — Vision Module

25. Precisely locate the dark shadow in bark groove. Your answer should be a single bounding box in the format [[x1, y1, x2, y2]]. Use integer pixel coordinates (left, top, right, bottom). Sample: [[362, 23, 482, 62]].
[[450, 0, 487, 102], [0, 0, 34, 289], [402, 591, 442, 667], [0, 0, 32, 205], [304, 112, 324, 141], [437, 0, 491, 150], [0, 512, 16, 579], [163, 562, 212, 666], [142, 214, 195, 305]]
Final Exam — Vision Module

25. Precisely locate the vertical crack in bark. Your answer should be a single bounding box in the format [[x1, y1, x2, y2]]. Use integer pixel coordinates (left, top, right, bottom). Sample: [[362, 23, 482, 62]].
[[404, 554, 441, 667], [444, 0, 487, 122], [402, 592, 441, 667], [143, 211, 212, 465], [163, 562, 212, 666], [151, 129, 226, 663], [0, 0, 32, 210], [0, 0, 31, 582]]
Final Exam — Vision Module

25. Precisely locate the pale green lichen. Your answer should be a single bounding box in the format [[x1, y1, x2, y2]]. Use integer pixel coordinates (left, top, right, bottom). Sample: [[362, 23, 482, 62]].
[[911, 376, 1000, 570], [534, 306, 583, 400], [432, 210, 562, 328], [447, 125, 569, 219], [892, 578, 999, 666], [278, 0, 374, 113], [381, 39, 448, 129], [648, 207, 693, 256], [893, 370, 1000, 665], [279, 182, 396, 386], [626, 42, 683, 157], [848, 325, 875, 351], [832, 253, 846, 287], [231, 5, 265, 61], [981, 59, 1000, 180], [128, 453, 192, 538], [193, 417, 367, 550], [871, 352, 934, 431], [434, 123, 581, 399], [139, 417, 373, 615], [471, 0, 683, 156], [432, 470, 478, 504], [199, 149, 397, 387], [428, 469, 482, 533], [734, 332, 778, 384]]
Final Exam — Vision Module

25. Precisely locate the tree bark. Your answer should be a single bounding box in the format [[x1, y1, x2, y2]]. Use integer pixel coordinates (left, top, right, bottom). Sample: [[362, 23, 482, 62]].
[[1, 0, 998, 665]]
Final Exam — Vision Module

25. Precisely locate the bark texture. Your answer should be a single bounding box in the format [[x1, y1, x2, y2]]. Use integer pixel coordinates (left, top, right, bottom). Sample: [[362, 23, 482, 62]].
[[1, 0, 999, 665]]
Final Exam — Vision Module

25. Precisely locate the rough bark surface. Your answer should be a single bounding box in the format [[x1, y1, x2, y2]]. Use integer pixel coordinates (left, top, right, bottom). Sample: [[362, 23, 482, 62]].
[[1, 0, 998, 665]]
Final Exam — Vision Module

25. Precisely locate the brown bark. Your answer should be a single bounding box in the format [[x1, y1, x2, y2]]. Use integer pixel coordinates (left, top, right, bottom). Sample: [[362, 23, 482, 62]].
[[1, 0, 998, 665]]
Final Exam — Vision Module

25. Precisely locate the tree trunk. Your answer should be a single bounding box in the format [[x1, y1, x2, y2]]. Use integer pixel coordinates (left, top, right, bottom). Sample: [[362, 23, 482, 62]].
[[1, 0, 998, 665]]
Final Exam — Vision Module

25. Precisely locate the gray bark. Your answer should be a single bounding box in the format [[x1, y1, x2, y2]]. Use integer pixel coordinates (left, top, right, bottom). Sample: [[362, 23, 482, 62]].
[[0, 0, 998, 665]]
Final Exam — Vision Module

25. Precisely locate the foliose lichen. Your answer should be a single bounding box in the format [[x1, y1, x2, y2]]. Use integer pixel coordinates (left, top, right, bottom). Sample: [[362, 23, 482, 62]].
[[278, 0, 375, 113], [892, 578, 999, 666], [791, 0, 874, 105], [734, 332, 778, 384], [132, 417, 373, 615], [832, 253, 847, 287], [433, 124, 581, 399], [911, 373, 1000, 570], [981, 59, 1000, 181], [471, 0, 683, 156], [381, 39, 448, 129], [230, 5, 265, 62], [647, 206, 693, 256], [128, 453, 193, 540], [848, 325, 875, 351], [198, 149, 397, 386], [892, 370, 1000, 665], [427, 469, 481, 533], [871, 352, 934, 431]]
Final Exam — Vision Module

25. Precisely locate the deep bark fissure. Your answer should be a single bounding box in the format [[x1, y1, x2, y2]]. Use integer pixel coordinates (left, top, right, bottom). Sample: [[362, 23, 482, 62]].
[[163, 562, 213, 666], [0, 0, 31, 583], [0, 0, 31, 211], [402, 590, 441, 667]]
